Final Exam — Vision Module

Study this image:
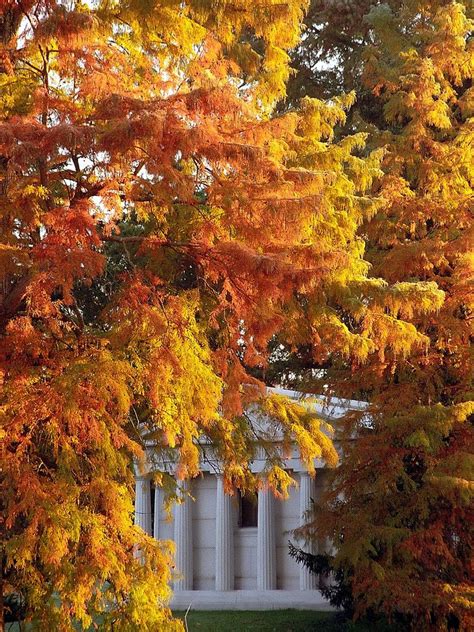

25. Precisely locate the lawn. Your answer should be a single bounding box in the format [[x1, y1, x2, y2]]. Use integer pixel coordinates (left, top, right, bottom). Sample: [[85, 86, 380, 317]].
[[174, 610, 398, 632], [5, 609, 398, 631]]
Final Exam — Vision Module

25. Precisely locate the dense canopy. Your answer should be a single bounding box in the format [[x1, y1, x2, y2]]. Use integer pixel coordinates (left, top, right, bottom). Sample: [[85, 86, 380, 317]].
[[288, 2, 474, 630], [0, 1, 467, 631]]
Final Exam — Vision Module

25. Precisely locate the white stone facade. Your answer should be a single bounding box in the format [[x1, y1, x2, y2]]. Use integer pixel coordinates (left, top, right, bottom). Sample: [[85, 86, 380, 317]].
[[134, 388, 366, 609], [135, 469, 330, 591]]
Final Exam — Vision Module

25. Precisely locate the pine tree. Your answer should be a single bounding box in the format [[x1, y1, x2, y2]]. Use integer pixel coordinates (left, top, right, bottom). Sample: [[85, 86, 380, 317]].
[[299, 3, 474, 630], [0, 1, 439, 629]]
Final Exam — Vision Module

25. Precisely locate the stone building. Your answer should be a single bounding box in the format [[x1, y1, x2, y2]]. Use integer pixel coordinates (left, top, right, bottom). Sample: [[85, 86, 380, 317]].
[[134, 388, 366, 610]]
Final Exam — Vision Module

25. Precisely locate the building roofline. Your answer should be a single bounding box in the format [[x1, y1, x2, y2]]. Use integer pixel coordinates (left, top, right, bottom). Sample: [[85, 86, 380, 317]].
[[268, 387, 368, 416]]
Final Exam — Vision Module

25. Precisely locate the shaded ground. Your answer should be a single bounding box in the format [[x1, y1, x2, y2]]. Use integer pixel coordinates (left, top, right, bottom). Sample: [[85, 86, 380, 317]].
[[174, 609, 398, 632]]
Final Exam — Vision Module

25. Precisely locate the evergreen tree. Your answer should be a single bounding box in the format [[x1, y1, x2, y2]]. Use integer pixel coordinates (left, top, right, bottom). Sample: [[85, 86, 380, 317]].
[[284, 1, 472, 128], [297, 3, 474, 630]]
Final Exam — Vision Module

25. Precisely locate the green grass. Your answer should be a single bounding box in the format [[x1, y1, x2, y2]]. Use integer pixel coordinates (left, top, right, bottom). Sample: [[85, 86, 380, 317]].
[[174, 610, 398, 632], [5, 610, 398, 631]]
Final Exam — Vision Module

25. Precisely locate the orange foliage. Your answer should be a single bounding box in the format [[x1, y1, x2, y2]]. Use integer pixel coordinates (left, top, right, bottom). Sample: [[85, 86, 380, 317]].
[[0, 0, 450, 629]]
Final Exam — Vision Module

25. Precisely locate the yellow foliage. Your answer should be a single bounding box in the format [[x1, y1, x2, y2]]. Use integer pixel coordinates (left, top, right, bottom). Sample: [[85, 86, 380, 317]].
[[0, 0, 459, 628]]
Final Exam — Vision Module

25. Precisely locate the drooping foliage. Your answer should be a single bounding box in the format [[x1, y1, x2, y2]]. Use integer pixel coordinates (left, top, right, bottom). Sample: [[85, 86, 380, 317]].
[[293, 2, 474, 630], [0, 0, 444, 629]]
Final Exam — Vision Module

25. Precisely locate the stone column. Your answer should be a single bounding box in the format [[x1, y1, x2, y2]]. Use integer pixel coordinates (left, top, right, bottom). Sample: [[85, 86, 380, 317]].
[[299, 472, 317, 590], [173, 482, 193, 591], [153, 485, 161, 540], [215, 476, 234, 591], [134, 476, 152, 535], [257, 486, 276, 590]]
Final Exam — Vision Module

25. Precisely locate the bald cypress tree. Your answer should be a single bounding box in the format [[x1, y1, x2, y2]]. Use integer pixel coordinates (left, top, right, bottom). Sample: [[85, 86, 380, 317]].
[[0, 0, 440, 628]]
